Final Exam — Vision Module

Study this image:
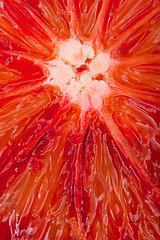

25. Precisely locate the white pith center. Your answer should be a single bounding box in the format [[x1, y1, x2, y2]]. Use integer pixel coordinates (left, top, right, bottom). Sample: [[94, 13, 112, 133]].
[[45, 38, 112, 110]]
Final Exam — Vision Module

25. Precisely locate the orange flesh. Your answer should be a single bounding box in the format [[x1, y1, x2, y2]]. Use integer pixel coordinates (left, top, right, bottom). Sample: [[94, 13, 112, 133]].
[[0, 0, 160, 239]]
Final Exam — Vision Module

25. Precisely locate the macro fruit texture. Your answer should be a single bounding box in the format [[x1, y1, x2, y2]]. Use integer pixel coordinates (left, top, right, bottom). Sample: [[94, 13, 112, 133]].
[[0, 0, 160, 239]]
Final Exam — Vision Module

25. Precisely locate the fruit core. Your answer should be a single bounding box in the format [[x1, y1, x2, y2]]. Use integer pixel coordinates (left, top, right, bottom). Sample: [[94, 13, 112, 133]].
[[46, 38, 112, 110]]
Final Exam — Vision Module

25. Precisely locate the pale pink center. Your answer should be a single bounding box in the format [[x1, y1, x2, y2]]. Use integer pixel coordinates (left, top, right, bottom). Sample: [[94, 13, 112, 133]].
[[45, 38, 113, 110]]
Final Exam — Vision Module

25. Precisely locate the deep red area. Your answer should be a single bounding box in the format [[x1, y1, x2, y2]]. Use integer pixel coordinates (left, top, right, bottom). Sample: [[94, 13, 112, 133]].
[[0, 220, 11, 240], [0, 52, 46, 94]]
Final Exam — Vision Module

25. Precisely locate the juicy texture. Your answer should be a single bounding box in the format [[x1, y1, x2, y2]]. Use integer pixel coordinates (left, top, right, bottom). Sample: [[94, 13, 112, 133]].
[[0, 0, 160, 239]]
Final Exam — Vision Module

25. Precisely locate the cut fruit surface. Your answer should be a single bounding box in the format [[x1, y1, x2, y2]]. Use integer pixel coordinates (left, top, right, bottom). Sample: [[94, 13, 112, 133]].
[[0, 0, 160, 239]]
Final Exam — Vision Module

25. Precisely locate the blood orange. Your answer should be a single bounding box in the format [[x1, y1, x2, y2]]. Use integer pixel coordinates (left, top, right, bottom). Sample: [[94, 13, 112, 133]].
[[0, 0, 160, 239]]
